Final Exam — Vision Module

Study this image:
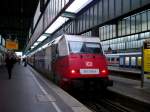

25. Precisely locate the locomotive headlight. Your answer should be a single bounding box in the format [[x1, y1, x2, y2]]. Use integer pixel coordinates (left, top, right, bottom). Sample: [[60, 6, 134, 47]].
[[101, 69, 108, 76], [101, 69, 107, 74], [71, 69, 76, 74]]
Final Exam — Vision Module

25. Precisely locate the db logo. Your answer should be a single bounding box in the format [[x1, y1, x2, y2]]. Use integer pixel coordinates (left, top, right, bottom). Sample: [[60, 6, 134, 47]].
[[85, 61, 93, 67]]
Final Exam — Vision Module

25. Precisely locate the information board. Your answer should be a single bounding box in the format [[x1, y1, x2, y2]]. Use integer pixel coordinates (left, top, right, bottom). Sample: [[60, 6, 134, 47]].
[[143, 41, 150, 72], [6, 40, 18, 50], [144, 49, 150, 72]]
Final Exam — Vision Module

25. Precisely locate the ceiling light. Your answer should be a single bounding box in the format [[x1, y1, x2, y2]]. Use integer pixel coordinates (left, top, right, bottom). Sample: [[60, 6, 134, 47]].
[[37, 35, 47, 42], [45, 17, 69, 34], [33, 42, 39, 46], [31, 46, 35, 49], [65, 0, 93, 13]]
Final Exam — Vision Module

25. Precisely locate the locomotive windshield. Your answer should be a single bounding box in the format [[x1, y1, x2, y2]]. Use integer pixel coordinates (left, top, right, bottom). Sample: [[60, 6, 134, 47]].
[[69, 41, 103, 54]]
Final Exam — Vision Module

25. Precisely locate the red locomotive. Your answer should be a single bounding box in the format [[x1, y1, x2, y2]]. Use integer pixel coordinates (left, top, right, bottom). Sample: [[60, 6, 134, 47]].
[[28, 35, 113, 90]]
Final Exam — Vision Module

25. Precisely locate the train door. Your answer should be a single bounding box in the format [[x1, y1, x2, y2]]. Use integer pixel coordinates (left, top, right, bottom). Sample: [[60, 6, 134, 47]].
[[131, 57, 136, 68], [51, 44, 59, 64], [119, 56, 124, 67], [137, 56, 142, 68], [125, 56, 130, 67], [51, 44, 59, 82]]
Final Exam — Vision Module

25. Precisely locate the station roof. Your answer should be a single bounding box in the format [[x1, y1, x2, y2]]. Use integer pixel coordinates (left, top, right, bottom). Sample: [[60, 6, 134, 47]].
[[0, 0, 39, 50]]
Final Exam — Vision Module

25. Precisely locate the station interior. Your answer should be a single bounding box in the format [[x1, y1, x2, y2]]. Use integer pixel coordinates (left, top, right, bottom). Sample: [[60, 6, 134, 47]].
[[0, 0, 150, 112]]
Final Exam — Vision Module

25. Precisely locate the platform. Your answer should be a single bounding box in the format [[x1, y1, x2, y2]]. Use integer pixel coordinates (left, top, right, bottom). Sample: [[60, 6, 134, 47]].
[[0, 64, 91, 112], [108, 66, 141, 74], [108, 75, 150, 105]]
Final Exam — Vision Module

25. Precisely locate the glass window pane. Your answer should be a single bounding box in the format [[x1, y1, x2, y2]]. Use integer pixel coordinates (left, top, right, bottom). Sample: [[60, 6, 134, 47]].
[[87, 10, 90, 29], [140, 33, 145, 39], [148, 10, 150, 30], [77, 19, 80, 33], [131, 0, 140, 10], [94, 4, 98, 26], [118, 21, 122, 36], [106, 26, 110, 39], [115, 0, 122, 16], [80, 16, 83, 32], [136, 14, 142, 33], [126, 17, 131, 35], [122, 19, 126, 35], [100, 27, 104, 40], [127, 36, 131, 41], [69, 41, 103, 54], [145, 32, 150, 38], [103, 26, 107, 40], [90, 7, 93, 28], [142, 12, 147, 31], [123, 0, 130, 13], [98, 0, 102, 24], [103, 0, 108, 21], [112, 25, 116, 38], [131, 15, 136, 34], [109, 0, 115, 18], [130, 35, 135, 41], [110, 25, 113, 39]]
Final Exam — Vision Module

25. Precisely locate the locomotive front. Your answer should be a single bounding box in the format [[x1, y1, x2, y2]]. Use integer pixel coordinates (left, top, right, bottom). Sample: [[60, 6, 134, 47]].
[[52, 35, 113, 90]]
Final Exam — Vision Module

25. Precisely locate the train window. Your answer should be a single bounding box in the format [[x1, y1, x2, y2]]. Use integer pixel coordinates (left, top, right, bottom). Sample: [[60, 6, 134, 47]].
[[137, 57, 142, 66], [120, 57, 124, 65], [117, 58, 119, 61], [131, 57, 136, 66], [111, 58, 114, 61], [69, 41, 103, 54], [125, 57, 130, 66]]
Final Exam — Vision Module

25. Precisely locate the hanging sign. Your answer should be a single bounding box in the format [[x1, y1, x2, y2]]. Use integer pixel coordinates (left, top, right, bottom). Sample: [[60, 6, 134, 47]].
[[6, 39, 18, 50]]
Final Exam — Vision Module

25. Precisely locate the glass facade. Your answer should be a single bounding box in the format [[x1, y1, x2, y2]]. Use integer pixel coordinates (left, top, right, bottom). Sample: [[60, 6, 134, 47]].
[[81, 31, 92, 36], [27, 0, 150, 53], [100, 9, 150, 52]]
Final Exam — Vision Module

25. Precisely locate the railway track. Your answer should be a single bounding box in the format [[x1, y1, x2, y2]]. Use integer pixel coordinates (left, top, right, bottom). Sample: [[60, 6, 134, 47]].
[[69, 90, 135, 112], [81, 97, 135, 112]]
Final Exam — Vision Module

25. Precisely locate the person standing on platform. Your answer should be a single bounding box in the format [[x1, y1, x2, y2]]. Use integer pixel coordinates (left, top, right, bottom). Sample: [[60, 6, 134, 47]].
[[5, 53, 15, 79], [23, 58, 27, 67]]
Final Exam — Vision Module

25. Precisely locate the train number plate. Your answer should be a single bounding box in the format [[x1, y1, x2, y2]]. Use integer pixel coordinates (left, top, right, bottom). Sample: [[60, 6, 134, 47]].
[[80, 69, 99, 74]]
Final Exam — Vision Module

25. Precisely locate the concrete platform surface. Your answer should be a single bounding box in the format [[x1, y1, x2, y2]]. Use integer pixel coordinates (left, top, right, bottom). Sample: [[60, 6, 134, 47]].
[[109, 75, 150, 104], [0, 64, 92, 112], [108, 66, 141, 74]]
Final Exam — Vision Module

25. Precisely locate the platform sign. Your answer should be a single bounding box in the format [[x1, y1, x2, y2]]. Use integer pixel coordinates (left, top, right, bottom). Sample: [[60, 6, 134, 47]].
[[143, 41, 150, 72], [141, 40, 150, 88], [6, 40, 18, 50]]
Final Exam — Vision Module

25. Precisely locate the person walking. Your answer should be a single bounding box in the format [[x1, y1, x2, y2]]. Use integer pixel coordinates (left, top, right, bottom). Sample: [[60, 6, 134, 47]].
[[5, 54, 15, 79]]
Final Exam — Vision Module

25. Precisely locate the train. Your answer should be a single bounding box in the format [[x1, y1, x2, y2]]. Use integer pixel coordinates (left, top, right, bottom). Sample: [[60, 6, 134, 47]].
[[27, 34, 113, 90], [105, 52, 142, 68]]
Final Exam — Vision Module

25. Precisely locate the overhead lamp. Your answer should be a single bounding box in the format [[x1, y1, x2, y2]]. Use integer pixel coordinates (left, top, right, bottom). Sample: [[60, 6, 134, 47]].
[[45, 16, 69, 34], [42, 43, 49, 49], [15, 52, 22, 56], [37, 35, 47, 42], [31, 46, 35, 49], [33, 42, 39, 46], [65, 0, 93, 13]]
